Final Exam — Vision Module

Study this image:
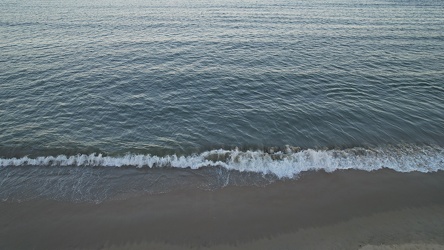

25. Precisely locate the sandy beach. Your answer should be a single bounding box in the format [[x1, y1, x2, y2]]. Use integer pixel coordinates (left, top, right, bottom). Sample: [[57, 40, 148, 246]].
[[1, 169, 444, 250]]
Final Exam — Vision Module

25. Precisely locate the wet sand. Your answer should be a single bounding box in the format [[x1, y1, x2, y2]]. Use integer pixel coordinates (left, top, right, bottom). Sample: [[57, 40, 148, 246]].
[[1, 169, 444, 250]]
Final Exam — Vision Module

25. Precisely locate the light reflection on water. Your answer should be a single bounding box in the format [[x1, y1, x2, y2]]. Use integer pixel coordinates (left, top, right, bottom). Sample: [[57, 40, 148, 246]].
[[1, 0, 443, 155]]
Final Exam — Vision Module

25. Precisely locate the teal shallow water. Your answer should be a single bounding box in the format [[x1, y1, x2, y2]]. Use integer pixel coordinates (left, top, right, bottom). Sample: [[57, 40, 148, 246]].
[[0, 0, 443, 201]]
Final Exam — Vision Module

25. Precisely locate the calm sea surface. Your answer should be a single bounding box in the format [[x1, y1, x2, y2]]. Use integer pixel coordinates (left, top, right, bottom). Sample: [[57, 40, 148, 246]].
[[1, 0, 443, 201]]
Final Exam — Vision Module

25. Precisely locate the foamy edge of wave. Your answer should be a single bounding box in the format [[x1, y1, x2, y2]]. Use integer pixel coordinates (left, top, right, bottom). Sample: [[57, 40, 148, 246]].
[[1, 145, 443, 178]]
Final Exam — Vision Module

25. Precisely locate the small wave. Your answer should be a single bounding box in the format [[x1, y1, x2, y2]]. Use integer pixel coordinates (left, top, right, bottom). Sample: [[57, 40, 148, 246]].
[[0, 144, 443, 178]]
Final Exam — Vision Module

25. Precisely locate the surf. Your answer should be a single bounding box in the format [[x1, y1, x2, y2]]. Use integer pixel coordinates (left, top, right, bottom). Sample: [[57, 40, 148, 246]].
[[1, 144, 442, 179]]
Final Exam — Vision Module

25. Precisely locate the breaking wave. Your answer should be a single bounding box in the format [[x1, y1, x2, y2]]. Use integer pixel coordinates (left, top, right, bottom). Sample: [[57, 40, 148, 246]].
[[1, 144, 443, 178]]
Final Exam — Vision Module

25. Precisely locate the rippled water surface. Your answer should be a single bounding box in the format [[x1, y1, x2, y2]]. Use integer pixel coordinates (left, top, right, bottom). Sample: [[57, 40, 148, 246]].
[[2, 0, 443, 155], [1, 0, 444, 200]]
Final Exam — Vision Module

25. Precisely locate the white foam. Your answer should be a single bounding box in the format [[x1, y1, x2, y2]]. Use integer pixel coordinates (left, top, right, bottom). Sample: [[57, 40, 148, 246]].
[[1, 145, 443, 178]]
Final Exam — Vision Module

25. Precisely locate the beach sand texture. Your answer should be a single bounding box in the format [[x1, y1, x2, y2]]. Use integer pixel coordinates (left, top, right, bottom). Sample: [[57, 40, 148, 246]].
[[1, 170, 443, 250]]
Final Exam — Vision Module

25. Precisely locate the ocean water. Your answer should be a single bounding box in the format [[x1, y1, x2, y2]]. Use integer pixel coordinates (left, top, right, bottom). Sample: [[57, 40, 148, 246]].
[[1, 0, 443, 202]]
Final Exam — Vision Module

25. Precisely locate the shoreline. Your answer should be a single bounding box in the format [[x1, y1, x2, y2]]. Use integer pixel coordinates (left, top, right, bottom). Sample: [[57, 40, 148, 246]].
[[1, 169, 444, 249]]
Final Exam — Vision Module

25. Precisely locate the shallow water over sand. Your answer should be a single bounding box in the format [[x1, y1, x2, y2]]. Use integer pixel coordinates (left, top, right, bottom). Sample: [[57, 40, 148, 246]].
[[1, 170, 444, 250]]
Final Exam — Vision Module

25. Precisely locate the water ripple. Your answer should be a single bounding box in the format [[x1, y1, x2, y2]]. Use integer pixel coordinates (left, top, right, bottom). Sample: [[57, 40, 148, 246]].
[[1, 0, 443, 155]]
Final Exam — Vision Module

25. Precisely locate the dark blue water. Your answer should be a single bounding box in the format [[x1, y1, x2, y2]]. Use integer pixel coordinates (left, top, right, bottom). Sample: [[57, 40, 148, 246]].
[[1, 0, 443, 201]]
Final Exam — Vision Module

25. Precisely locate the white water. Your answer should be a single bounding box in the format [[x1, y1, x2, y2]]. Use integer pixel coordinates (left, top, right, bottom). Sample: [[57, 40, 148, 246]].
[[1, 145, 443, 178]]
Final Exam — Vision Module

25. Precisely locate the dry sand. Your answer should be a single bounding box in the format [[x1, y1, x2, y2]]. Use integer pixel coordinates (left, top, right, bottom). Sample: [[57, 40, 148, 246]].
[[102, 205, 444, 250]]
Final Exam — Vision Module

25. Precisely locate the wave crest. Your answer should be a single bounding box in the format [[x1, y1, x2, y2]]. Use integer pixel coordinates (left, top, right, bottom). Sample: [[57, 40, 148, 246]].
[[1, 145, 443, 178]]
